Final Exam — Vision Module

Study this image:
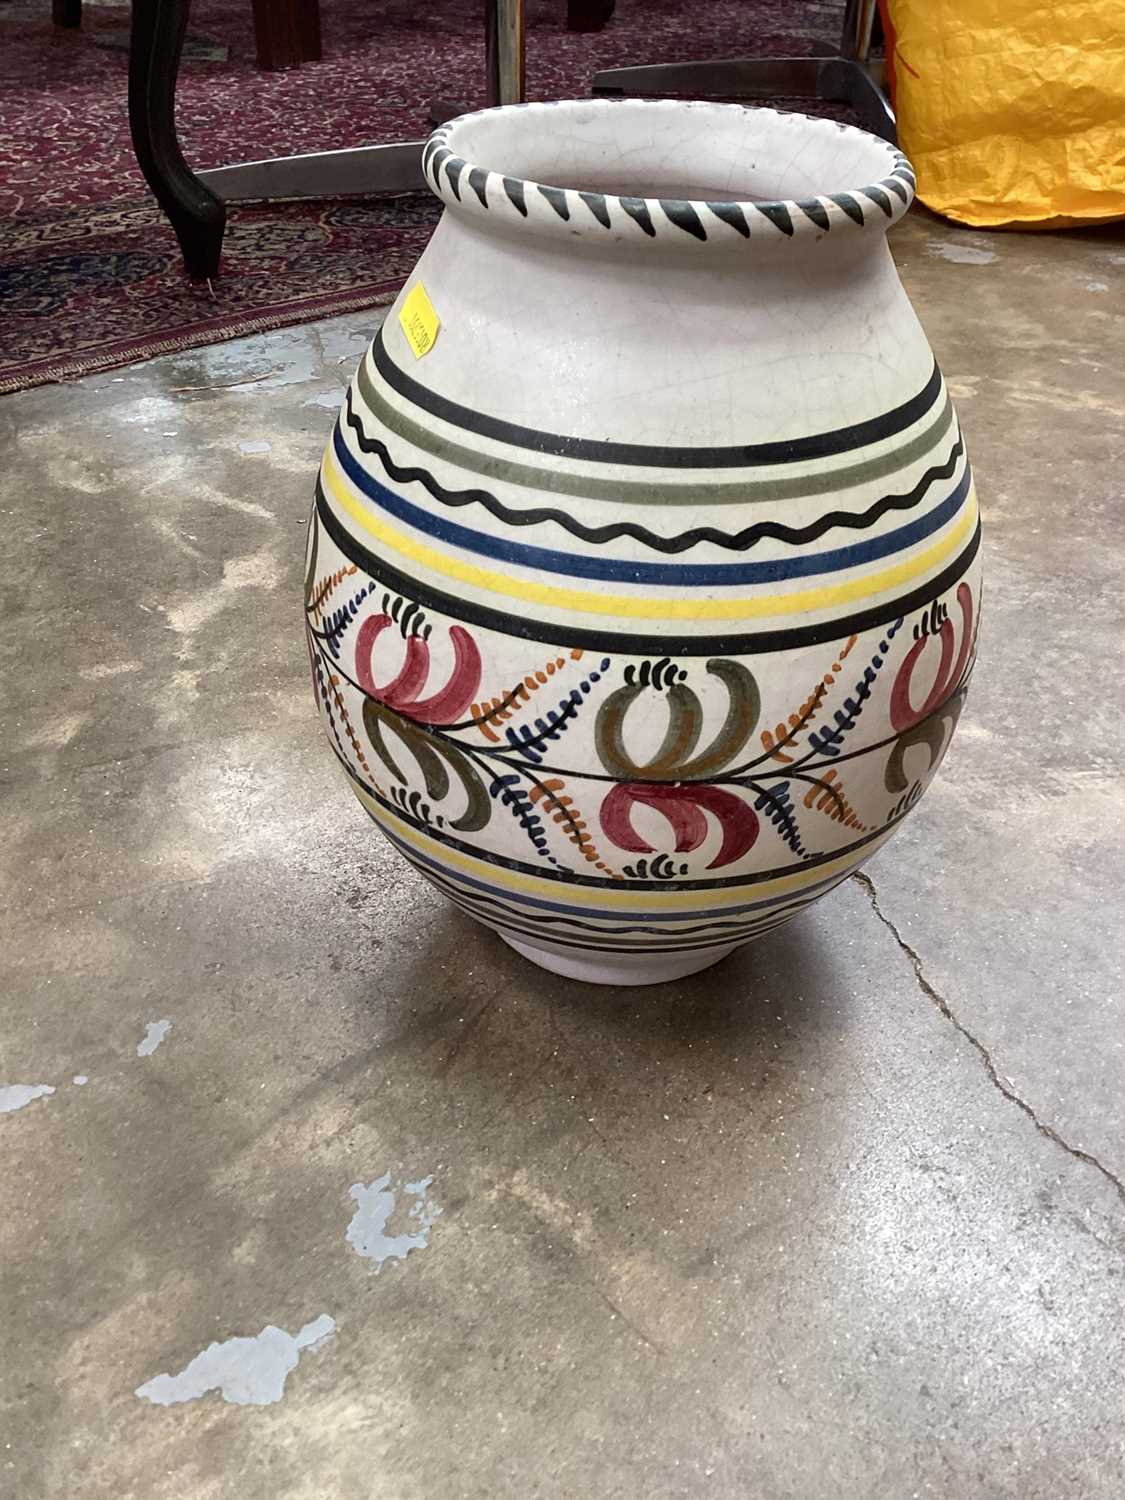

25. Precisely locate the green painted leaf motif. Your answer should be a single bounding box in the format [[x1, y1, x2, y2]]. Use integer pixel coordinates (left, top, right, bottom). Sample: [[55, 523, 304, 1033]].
[[303, 510, 319, 609], [884, 697, 962, 794], [595, 660, 760, 780], [363, 700, 490, 833]]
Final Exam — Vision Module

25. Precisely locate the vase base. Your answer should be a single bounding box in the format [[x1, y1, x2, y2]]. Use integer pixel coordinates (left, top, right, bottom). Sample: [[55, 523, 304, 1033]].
[[499, 933, 740, 987]]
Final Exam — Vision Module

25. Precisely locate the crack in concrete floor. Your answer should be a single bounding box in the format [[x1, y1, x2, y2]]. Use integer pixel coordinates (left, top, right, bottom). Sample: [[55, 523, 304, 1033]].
[[853, 871, 1125, 1207]]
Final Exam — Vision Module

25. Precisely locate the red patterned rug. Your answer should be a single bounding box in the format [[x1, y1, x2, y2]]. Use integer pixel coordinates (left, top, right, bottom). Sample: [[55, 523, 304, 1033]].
[[0, 0, 837, 392]]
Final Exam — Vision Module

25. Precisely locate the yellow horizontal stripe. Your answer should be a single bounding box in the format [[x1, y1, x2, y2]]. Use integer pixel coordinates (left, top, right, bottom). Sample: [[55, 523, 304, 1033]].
[[321, 445, 977, 624], [348, 775, 892, 912]]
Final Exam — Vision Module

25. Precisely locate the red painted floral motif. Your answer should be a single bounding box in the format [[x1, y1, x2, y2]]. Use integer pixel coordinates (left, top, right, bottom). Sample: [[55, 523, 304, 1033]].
[[890, 583, 974, 732], [353, 615, 481, 725], [600, 783, 760, 871]]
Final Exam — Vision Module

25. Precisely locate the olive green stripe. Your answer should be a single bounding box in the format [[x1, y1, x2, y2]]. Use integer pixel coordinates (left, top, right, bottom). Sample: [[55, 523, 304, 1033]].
[[352, 350, 953, 508], [354, 354, 954, 508]]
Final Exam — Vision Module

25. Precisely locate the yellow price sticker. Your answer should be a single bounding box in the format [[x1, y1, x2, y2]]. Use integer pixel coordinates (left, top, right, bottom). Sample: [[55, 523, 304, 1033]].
[[398, 282, 440, 359]]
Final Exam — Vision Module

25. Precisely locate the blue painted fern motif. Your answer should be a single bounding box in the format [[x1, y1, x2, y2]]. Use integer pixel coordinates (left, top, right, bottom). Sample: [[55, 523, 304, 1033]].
[[488, 773, 553, 862], [322, 583, 372, 658], [752, 781, 808, 858], [501, 659, 609, 764], [806, 621, 902, 760], [311, 648, 349, 762]]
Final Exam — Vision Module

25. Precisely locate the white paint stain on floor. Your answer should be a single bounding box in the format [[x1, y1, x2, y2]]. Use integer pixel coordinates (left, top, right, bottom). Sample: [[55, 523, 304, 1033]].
[[238, 439, 272, 454], [160, 545, 283, 643], [72, 1075, 89, 1086], [926, 240, 997, 266], [79, 660, 142, 681], [137, 1020, 172, 1057], [346, 1173, 442, 1268], [20, 712, 89, 750], [0, 1084, 55, 1114], [135, 1314, 336, 1407]]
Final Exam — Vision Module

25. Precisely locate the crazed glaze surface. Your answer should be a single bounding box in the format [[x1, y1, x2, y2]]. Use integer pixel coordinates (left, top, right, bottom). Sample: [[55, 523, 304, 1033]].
[[305, 101, 981, 984]]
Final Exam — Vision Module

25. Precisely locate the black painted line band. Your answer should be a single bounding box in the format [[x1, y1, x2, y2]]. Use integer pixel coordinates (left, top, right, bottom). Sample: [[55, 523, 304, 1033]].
[[344, 386, 966, 557], [315, 478, 981, 657], [412, 859, 822, 942], [371, 331, 943, 470], [335, 746, 908, 895], [356, 356, 957, 510], [411, 872, 798, 956]]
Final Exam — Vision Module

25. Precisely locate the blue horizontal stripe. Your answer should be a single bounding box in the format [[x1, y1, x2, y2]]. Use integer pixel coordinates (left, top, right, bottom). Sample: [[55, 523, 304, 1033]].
[[332, 422, 972, 588], [421, 862, 809, 944]]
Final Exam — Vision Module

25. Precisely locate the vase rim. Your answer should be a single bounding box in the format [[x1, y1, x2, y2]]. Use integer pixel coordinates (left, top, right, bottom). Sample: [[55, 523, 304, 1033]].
[[423, 99, 915, 249]]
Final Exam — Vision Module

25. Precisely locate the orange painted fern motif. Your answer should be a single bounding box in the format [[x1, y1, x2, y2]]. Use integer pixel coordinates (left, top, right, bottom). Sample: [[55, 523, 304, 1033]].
[[528, 776, 622, 879], [801, 768, 867, 831], [470, 648, 584, 742], [759, 634, 858, 763], [327, 670, 376, 784], [311, 564, 359, 620]]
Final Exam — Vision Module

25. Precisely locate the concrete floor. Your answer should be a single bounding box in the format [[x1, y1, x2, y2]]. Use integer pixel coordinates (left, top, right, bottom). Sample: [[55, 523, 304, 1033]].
[[2, 209, 1124, 1498]]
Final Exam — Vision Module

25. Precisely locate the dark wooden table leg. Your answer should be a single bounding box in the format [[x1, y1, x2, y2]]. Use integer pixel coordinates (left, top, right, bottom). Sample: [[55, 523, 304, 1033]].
[[566, 0, 614, 32], [52, 0, 82, 28], [251, 0, 320, 71], [129, 0, 225, 280], [296, 0, 322, 64]]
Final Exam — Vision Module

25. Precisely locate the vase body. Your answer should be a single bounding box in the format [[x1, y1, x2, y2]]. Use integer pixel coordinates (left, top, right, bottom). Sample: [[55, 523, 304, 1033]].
[[305, 101, 981, 986]]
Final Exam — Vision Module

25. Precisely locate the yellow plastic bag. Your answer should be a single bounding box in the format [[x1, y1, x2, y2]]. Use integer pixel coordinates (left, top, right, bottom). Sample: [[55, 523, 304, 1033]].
[[881, 0, 1125, 227]]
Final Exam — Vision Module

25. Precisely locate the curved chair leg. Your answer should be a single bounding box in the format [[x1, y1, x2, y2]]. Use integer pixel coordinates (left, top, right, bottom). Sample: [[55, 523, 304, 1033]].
[[129, 0, 226, 280]]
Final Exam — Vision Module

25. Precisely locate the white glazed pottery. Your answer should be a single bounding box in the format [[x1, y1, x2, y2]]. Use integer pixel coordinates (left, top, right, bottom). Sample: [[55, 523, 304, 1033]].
[[305, 100, 980, 986]]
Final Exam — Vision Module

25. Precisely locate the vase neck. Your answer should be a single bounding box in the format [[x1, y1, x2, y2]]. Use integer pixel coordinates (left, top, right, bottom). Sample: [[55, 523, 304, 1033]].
[[424, 100, 914, 259]]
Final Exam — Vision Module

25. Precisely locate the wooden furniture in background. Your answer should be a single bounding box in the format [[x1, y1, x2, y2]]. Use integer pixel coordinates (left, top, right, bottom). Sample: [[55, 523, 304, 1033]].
[[589, 0, 895, 142], [567, 0, 615, 31], [58, 0, 322, 71], [126, 0, 618, 277], [129, 0, 227, 278], [127, 0, 535, 279], [248, 0, 322, 70]]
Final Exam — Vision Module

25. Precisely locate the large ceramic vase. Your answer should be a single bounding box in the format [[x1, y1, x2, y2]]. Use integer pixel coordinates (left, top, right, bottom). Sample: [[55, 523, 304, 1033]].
[[304, 100, 980, 986]]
